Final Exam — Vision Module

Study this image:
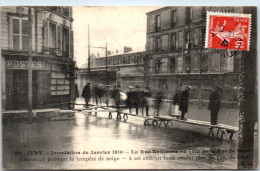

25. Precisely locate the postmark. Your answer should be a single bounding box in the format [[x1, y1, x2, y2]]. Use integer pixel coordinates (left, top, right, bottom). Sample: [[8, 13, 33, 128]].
[[205, 12, 251, 51]]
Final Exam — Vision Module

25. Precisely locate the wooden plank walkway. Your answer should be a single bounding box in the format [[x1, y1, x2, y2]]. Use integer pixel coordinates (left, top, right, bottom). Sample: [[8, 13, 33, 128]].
[[2, 108, 60, 117], [155, 116, 238, 141], [79, 105, 238, 142]]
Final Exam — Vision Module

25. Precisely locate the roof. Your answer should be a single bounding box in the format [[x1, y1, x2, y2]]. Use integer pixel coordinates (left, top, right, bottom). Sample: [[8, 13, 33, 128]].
[[97, 50, 145, 58]]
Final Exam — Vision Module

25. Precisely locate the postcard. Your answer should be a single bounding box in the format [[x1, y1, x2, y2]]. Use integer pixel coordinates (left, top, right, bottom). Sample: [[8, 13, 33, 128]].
[[1, 6, 258, 170]]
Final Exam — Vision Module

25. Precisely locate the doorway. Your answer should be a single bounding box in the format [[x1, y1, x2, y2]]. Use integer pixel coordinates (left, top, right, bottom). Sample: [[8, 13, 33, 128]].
[[6, 70, 37, 110]]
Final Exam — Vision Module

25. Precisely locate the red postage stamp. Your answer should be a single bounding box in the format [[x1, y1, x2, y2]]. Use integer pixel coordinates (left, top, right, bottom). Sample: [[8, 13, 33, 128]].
[[205, 12, 251, 51]]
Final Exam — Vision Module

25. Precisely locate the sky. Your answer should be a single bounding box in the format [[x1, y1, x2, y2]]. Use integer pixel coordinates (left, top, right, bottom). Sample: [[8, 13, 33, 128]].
[[73, 6, 161, 68]]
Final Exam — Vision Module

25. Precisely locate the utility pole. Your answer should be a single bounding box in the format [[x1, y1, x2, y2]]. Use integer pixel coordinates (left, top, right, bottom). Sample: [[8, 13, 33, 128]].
[[88, 24, 90, 73], [28, 7, 33, 123]]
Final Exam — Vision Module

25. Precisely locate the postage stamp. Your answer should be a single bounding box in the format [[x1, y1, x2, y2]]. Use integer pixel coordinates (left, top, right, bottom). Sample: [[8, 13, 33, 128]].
[[205, 12, 251, 51]]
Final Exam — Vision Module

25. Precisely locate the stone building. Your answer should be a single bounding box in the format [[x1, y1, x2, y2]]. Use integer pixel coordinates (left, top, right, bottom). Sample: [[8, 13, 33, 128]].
[[146, 6, 243, 102], [1, 6, 75, 110]]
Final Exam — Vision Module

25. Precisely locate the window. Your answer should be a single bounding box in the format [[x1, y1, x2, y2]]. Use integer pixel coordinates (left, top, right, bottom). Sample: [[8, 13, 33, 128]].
[[192, 28, 200, 47], [155, 59, 162, 73], [12, 18, 29, 51], [201, 55, 208, 72], [49, 22, 56, 50], [154, 37, 161, 52], [161, 34, 169, 51], [62, 27, 69, 57], [149, 37, 154, 51], [184, 56, 191, 73], [189, 7, 193, 20], [155, 15, 161, 31], [170, 33, 177, 50], [185, 31, 190, 49], [177, 31, 183, 49], [171, 10, 177, 28], [186, 7, 193, 23], [169, 57, 176, 73]]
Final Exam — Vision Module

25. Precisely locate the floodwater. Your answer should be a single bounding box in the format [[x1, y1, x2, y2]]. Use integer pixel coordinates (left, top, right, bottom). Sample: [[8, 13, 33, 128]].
[[2, 98, 239, 170]]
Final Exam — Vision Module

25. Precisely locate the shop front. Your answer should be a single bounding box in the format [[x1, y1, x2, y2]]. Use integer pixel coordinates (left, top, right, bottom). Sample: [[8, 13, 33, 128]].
[[4, 55, 74, 110]]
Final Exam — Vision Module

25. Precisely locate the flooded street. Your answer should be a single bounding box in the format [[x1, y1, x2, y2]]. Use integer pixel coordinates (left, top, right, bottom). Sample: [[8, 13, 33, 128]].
[[3, 101, 239, 170]]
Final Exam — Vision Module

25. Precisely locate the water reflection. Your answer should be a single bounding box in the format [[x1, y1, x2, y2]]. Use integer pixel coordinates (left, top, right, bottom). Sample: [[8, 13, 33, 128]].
[[3, 110, 238, 170]]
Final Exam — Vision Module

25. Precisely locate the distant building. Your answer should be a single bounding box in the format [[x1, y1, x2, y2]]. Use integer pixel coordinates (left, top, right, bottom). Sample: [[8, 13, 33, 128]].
[[146, 6, 243, 102], [1, 7, 75, 110], [77, 50, 145, 93]]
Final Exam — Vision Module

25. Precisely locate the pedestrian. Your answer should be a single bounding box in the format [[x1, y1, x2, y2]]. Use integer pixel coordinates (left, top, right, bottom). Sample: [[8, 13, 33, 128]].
[[126, 86, 134, 114], [173, 89, 181, 116], [82, 83, 91, 108], [179, 86, 191, 120], [74, 84, 79, 100], [208, 85, 223, 125], [104, 85, 111, 108], [134, 85, 142, 115], [153, 89, 164, 116], [112, 84, 121, 119], [142, 86, 152, 116]]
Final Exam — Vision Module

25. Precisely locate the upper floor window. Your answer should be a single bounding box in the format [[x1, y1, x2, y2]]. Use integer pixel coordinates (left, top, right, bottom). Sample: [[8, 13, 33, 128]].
[[171, 10, 177, 28], [169, 57, 176, 73], [155, 59, 162, 73], [187, 7, 193, 23], [62, 27, 69, 57], [170, 33, 177, 50], [155, 15, 161, 31], [49, 22, 56, 50], [50, 7, 70, 17], [12, 18, 29, 51], [154, 37, 161, 52], [189, 7, 193, 20], [185, 31, 190, 49], [161, 34, 169, 51]]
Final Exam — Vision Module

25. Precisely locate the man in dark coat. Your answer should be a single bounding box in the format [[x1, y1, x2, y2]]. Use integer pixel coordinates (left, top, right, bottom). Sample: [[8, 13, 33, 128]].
[[82, 83, 91, 108], [134, 85, 142, 115], [154, 89, 164, 116], [126, 86, 134, 114], [179, 86, 191, 120], [208, 85, 223, 125], [112, 84, 121, 119], [141, 86, 152, 116]]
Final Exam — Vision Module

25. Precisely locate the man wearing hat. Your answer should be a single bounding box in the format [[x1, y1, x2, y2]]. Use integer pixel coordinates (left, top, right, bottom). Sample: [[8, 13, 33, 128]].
[[208, 85, 223, 125], [179, 86, 191, 120], [82, 83, 91, 108]]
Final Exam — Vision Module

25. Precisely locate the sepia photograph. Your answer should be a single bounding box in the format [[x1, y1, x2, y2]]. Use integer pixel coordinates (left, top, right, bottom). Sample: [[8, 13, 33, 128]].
[[1, 5, 258, 170]]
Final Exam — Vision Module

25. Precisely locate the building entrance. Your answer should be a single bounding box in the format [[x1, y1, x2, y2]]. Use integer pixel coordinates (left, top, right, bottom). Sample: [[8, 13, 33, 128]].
[[6, 70, 37, 110]]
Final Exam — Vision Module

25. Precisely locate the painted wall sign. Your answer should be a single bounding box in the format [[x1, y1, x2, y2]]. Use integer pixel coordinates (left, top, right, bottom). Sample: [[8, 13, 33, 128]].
[[6, 60, 50, 70]]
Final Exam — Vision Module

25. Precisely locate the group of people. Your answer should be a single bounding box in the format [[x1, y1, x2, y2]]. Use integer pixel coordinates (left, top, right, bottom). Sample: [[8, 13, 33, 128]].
[[81, 82, 224, 125], [172, 85, 223, 125]]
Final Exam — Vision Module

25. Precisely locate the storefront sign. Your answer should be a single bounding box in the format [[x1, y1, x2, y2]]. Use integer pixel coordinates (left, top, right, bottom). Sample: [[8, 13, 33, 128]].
[[6, 60, 50, 70]]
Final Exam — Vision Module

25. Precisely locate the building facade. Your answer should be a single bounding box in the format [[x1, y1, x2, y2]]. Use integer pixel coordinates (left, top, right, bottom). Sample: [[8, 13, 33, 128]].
[[77, 51, 145, 93], [1, 6, 75, 110], [146, 7, 243, 101]]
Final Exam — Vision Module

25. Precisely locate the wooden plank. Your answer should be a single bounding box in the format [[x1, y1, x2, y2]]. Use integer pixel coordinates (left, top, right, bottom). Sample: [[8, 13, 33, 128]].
[[2, 108, 60, 114], [153, 115, 238, 132], [82, 109, 117, 113]]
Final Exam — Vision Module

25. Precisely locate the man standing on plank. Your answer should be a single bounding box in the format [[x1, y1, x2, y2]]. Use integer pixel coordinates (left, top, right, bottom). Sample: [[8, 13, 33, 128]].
[[208, 85, 223, 125], [82, 83, 91, 108]]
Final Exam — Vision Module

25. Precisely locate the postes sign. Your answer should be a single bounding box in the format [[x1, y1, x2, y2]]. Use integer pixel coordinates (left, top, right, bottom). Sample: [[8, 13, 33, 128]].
[[5, 60, 50, 70]]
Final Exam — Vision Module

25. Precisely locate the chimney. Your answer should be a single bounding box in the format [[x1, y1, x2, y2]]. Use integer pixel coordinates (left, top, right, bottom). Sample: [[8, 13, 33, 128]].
[[124, 46, 132, 53]]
